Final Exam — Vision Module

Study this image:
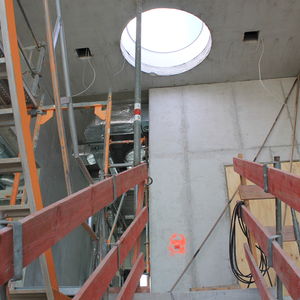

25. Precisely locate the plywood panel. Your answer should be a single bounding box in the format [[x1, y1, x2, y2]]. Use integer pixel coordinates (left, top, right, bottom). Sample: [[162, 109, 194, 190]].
[[225, 161, 300, 294]]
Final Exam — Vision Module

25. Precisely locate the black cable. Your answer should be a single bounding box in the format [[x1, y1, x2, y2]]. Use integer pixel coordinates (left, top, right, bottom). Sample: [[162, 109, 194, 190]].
[[229, 201, 272, 286]]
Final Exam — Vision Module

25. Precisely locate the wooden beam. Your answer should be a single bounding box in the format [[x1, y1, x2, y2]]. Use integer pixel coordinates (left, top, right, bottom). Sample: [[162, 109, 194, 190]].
[[234, 157, 300, 212], [244, 244, 275, 300], [73, 207, 148, 300], [242, 206, 300, 299], [116, 253, 145, 300], [0, 164, 148, 285]]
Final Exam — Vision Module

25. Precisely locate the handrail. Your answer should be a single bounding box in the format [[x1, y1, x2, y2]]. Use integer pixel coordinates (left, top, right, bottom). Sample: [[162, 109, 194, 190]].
[[234, 157, 300, 212], [233, 157, 300, 299], [74, 207, 148, 299], [242, 206, 300, 299], [0, 163, 148, 286]]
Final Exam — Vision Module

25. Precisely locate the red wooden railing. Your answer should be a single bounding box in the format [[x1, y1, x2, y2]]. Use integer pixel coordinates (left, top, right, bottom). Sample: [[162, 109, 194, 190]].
[[0, 163, 148, 300], [233, 158, 300, 299]]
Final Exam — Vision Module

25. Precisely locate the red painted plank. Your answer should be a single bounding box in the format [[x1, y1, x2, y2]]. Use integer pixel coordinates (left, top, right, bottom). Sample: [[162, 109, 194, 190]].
[[74, 207, 148, 300], [116, 253, 145, 300], [244, 244, 275, 300], [268, 167, 300, 213], [0, 164, 147, 285], [233, 158, 300, 212], [233, 158, 264, 187], [242, 206, 300, 299]]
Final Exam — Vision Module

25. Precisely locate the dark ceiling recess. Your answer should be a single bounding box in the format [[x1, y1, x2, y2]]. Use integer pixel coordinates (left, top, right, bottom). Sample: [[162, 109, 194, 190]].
[[243, 31, 259, 42], [75, 47, 92, 58]]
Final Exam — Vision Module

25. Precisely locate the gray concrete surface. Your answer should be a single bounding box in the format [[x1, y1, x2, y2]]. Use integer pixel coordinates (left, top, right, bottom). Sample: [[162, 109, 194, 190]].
[[109, 289, 290, 300], [24, 110, 92, 287], [149, 77, 299, 292], [14, 1, 300, 95]]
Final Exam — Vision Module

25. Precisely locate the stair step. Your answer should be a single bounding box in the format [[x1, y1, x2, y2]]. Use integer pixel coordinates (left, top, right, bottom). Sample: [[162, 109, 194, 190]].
[[0, 158, 22, 174], [0, 205, 30, 218], [0, 108, 14, 127]]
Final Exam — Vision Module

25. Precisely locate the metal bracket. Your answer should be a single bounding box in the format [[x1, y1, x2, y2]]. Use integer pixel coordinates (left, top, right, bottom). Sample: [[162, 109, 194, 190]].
[[267, 235, 280, 267], [112, 175, 117, 203], [0, 221, 23, 281], [110, 242, 121, 270], [60, 96, 69, 105], [263, 164, 269, 193]]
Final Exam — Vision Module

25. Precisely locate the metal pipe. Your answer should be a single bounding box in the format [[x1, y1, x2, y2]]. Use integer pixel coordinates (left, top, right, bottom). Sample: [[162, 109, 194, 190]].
[[16, 0, 40, 48], [109, 162, 132, 168], [273, 156, 283, 300], [103, 90, 112, 176], [43, 0, 72, 195], [55, 0, 79, 158], [133, 0, 142, 167], [107, 193, 126, 245]]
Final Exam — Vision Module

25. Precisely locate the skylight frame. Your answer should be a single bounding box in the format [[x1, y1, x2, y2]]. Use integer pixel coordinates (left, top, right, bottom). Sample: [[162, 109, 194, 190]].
[[120, 8, 212, 76]]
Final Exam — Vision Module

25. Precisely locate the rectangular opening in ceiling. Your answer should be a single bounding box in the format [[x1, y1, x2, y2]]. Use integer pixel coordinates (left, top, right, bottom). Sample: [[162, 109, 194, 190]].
[[243, 31, 259, 42], [75, 47, 92, 58]]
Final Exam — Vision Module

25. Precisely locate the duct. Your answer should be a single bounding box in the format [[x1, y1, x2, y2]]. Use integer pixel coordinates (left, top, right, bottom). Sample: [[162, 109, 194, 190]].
[[0, 175, 14, 186], [84, 104, 149, 143]]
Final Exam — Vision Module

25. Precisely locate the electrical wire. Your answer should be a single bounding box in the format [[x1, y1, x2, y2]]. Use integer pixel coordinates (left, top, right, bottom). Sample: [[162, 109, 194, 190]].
[[72, 58, 96, 97], [112, 57, 126, 77], [258, 38, 283, 105], [229, 201, 272, 286]]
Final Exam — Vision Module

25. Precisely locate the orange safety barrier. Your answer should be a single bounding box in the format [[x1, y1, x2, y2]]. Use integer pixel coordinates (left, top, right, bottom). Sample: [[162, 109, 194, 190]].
[[233, 157, 300, 299], [0, 163, 148, 300]]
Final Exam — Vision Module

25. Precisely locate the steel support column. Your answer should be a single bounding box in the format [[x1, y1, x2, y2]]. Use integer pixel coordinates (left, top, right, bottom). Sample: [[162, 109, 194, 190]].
[[133, 0, 142, 167]]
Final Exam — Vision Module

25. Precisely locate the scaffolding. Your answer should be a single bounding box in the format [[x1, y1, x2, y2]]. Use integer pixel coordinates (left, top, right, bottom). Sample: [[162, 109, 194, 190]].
[[0, 0, 147, 299]]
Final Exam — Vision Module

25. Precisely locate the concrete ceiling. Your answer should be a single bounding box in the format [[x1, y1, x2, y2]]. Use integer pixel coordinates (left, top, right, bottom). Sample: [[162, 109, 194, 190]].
[[15, 0, 300, 97]]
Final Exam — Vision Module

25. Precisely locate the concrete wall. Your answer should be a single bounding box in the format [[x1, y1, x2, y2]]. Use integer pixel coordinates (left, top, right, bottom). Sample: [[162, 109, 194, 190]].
[[24, 110, 93, 287], [149, 77, 300, 292]]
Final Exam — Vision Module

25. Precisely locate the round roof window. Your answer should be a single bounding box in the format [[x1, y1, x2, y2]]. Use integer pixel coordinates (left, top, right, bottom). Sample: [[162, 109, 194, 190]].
[[120, 8, 212, 76]]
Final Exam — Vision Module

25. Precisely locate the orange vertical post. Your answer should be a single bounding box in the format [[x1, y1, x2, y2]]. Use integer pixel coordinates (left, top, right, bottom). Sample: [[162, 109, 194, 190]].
[[2, 0, 60, 295]]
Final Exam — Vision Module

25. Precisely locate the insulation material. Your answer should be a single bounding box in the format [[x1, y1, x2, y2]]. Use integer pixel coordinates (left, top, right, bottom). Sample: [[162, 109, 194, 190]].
[[84, 104, 149, 142]]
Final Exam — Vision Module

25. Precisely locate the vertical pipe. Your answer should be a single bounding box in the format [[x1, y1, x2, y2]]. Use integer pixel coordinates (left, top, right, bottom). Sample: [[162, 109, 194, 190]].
[[133, 0, 142, 167], [43, 0, 72, 195], [0, 220, 7, 300], [55, 0, 79, 157], [103, 90, 112, 176], [273, 156, 283, 300]]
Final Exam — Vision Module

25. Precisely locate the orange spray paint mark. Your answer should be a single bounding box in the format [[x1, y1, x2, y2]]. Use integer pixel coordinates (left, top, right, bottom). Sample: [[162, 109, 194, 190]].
[[168, 234, 186, 255]]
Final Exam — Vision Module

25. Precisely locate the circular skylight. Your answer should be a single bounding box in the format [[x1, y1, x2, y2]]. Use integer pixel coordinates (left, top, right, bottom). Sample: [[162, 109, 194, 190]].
[[120, 8, 212, 76]]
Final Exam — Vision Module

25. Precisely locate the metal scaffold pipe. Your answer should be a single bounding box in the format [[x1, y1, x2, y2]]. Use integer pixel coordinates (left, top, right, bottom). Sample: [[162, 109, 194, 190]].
[[133, 0, 142, 167], [43, 0, 72, 195], [55, 0, 79, 158]]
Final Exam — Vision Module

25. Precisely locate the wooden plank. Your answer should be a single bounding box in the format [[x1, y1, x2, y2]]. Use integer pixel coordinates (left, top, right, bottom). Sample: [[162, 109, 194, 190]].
[[190, 285, 240, 291], [242, 206, 300, 299], [73, 207, 148, 300], [116, 253, 145, 300], [234, 157, 300, 212], [239, 185, 274, 200], [0, 164, 148, 285], [244, 244, 275, 300]]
